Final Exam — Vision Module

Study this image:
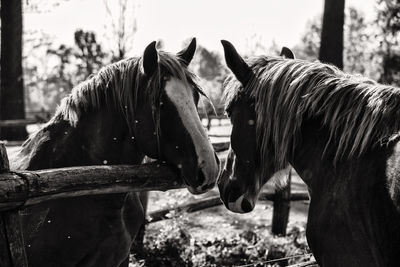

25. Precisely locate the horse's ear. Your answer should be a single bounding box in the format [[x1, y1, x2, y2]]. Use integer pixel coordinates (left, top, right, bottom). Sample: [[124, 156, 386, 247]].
[[177, 38, 196, 66], [221, 40, 252, 86], [280, 47, 295, 59], [143, 41, 158, 76]]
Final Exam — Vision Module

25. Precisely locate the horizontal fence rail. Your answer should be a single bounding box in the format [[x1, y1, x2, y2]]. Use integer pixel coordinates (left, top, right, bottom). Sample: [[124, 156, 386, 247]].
[[0, 142, 231, 211], [147, 191, 309, 223], [287, 260, 318, 267], [0, 162, 186, 211], [0, 119, 42, 127]]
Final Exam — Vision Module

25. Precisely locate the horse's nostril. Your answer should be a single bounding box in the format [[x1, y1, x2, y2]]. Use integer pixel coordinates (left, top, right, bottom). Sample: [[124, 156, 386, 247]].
[[228, 191, 241, 203], [241, 198, 253, 212], [197, 169, 206, 186], [198, 159, 206, 168], [201, 182, 215, 191]]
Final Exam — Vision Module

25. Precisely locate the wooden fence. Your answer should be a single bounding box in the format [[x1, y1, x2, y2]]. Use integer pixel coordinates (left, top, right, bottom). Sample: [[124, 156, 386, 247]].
[[0, 119, 45, 127], [0, 143, 191, 266], [147, 189, 309, 223], [0, 120, 312, 266]]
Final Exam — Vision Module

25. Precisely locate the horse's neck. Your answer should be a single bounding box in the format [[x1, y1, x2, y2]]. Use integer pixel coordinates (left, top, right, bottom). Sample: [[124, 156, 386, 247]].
[[291, 119, 400, 265], [287, 119, 329, 189], [15, 110, 144, 170]]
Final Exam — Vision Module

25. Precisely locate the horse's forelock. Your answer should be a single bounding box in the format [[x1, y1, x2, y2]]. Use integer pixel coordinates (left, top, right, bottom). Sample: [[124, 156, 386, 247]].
[[222, 75, 243, 113]]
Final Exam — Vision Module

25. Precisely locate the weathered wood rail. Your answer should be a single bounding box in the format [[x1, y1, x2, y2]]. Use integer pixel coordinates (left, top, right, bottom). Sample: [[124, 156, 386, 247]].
[[0, 163, 185, 211], [147, 190, 309, 223], [0, 141, 228, 212], [288, 260, 318, 267], [0, 119, 40, 127]]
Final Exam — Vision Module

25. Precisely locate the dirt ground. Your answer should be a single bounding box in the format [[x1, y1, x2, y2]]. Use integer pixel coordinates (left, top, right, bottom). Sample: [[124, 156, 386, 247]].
[[146, 175, 309, 240]]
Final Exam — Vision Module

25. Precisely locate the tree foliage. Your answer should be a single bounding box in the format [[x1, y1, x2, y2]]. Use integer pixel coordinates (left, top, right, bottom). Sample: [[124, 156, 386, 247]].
[[292, 19, 321, 60], [293, 2, 400, 85], [293, 7, 380, 80], [74, 30, 107, 80], [375, 0, 400, 85], [190, 44, 228, 109], [24, 30, 109, 112], [344, 7, 372, 75], [103, 0, 138, 61]]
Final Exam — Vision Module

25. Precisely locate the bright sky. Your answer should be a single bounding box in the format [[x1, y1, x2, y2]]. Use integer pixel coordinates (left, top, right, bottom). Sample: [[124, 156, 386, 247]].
[[24, 0, 377, 56]]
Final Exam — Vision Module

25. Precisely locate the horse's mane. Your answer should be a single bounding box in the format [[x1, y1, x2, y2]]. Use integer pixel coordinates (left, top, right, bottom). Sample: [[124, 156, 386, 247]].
[[56, 51, 198, 128], [224, 57, 400, 172], [11, 52, 200, 171]]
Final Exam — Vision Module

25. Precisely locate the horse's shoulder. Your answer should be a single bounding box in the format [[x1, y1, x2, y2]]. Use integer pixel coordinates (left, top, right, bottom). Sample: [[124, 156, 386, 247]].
[[385, 139, 400, 210]]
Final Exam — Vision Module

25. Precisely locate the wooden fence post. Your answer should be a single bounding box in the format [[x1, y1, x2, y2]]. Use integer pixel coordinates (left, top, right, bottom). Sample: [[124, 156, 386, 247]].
[[0, 143, 28, 267], [0, 142, 11, 267], [271, 168, 292, 236]]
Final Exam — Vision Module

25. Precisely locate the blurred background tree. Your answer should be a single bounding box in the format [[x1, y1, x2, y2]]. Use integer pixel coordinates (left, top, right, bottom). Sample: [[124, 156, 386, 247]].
[[189, 44, 228, 119], [375, 0, 400, 85], [24, 30, 109, 112], [292, 19, 321, 60], [104, 0, 138, 61], [292, 6, 382, 80], [46, 44, 75, 95], [344, 7, 372, 75], [73, 30, 107, 81]]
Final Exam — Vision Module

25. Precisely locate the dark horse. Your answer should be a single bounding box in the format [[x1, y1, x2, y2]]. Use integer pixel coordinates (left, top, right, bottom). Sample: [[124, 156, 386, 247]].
[[11, 38, 220, 267], [218, 40, 400, 267]]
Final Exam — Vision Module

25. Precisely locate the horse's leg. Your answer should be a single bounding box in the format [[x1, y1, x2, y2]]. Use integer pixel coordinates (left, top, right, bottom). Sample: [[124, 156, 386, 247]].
[[134, 156, 152, 247], [129, 156, 151, 259], [136, 191, 149, 247], [118, 192, 147, 267], [131, 191, 148, 254]]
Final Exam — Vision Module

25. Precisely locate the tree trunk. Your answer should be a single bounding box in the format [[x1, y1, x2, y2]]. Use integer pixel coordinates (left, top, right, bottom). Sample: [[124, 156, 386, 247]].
[[1, 0, 28, 141], [319, 0, 345, 69]]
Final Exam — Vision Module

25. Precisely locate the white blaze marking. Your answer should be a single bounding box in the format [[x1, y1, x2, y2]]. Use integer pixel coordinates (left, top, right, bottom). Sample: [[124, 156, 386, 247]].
[[164, 78, 219, 185]]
